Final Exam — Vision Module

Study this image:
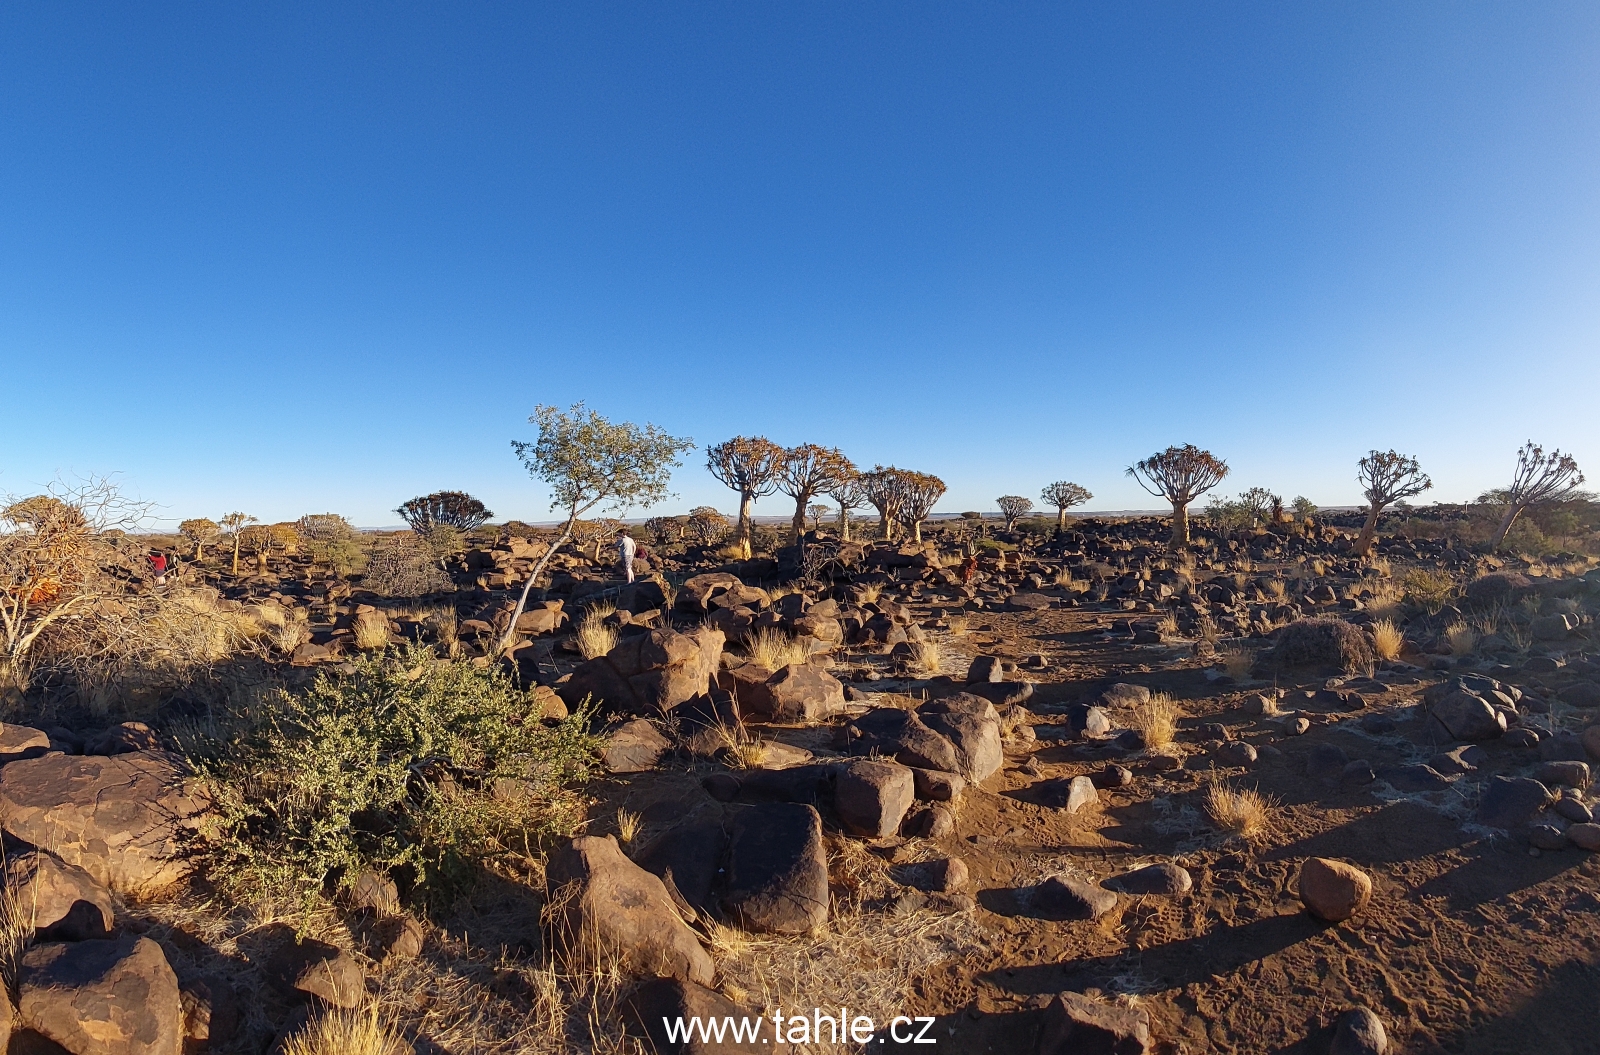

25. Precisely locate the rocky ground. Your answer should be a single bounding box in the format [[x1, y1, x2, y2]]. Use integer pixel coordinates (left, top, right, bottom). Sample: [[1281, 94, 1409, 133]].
[[2, 516, 1598, 1054]]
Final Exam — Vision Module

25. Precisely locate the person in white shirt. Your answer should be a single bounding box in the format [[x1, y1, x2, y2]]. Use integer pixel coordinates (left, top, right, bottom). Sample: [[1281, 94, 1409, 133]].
[[617, 532, 638, 584]]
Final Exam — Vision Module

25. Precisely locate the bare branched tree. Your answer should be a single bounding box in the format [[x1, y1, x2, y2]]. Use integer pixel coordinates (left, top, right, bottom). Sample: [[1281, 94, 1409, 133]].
[[1127, 444, 1230, 547], [1237, 487, 1281, 526], [502, 403, 693, 652], [807, 503, 831, 530], [0, 478, 152, 697], [1490, 441, 1585, 552], [706, 437, 784, 559], [1040, 481, 1093, 529], [825, 473, 867, 542], [996, 495, 1033, 531], [775, 445, 855, 545], [1353, 451, 1432, 557]]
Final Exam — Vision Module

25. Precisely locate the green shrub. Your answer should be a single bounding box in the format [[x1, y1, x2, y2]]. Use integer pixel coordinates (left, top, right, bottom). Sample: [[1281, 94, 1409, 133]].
[[191, 646, 599, 919]]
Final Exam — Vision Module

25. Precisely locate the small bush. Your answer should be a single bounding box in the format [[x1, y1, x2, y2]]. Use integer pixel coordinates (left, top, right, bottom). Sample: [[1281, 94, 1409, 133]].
[[280, 1006, 410, 1055], [1221, 648, 1255, 680], [1270, 618, 1375, 674], [364, 535, 453, 598], [192, 646, 600, 917], [1464, 571, 1534, 609], [575, 604, 618, 660], [746, 627, 807, 670], [1445, 622, 1478, 657], [1402, 569, 1458, 614]]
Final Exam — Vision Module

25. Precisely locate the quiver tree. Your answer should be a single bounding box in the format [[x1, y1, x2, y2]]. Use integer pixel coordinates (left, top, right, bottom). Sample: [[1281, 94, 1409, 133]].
[[892, 471, 946, 543], [1040, 481, 1092, 529], [502, 403, 693, 653], [1127, 444, 1230, 548], [1490, 441, 1585, 552], [397, 491, 493, 535], [775, 445, 855, 545], [807, 504, 831, 530], [1353, 451, 1432, 557], [643, 516, 680, 545], [179, 518, 220, 560], [996, 496, 1032, 531], [296, 514, 363, 576], [219, 512, 258, 577], [706, 437, 784, 559], [825, 473, 867, 542], [860, 467, 906, 541]]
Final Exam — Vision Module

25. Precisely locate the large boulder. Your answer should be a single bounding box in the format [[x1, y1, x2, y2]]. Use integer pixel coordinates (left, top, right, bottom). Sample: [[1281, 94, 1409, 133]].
[[545, 836, 713, 985], [722, 803, 829, 935], [917, 695, 1003, 783], [841, 708, 960, 774], [1476, 776, 1551, 830], [4, 851, 114, 942], [626, 977, 790, 1054], [18, 935, 183, 1055], [0, 753, 208, 897], [0, 723, 52, 765], [559, 626, 724, 714], [757, 664, 846, 722], [680, 573, 751, 613], [1428, 690, 1506, 741], [600, 719, 672, 774], [833, 760, 915, 838], [1036, 991, 1151, 1055]]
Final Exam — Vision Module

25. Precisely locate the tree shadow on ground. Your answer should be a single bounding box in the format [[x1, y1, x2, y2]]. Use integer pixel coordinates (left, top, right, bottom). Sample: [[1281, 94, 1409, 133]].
[[978, 910, 1322, 997], [1261, 799, 1472, 865]]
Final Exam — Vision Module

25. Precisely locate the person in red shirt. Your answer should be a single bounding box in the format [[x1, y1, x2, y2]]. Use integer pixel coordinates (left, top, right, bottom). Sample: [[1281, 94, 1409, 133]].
[[149, 552, 169, 587]]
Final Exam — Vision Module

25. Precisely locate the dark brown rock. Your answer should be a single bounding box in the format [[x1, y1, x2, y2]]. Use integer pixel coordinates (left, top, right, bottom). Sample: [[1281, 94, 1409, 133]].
[[4, 850, 114, 941], [723, 803, 829, 935], [834, 760, 915, 838], [1037, 991, 1151, 1054], [19, 935, 182, 1055]]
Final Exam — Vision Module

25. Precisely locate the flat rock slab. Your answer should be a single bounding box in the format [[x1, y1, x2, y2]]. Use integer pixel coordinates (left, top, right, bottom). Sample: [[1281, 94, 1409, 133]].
[[1104, 862, 1192, 896], [1038, 991, 1151, 1055], [1476, 776, 1551, 830], [0, 752, 208, 897], [723, 802, 829, 935], [19, 935, 182, 1055], [1032, 876, 1118, 920]]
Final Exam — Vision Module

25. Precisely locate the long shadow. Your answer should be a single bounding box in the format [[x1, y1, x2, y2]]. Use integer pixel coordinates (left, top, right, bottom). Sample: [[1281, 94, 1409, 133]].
[[1409, 840, 1579, 911], [979, 911, 1322, 997], [1428, 956, 1600, 1055], [1261, 799, 1472, 866]]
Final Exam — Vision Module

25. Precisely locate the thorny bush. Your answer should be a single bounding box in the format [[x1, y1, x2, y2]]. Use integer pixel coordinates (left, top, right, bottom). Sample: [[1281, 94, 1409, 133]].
[[191, 645, 600, 920]]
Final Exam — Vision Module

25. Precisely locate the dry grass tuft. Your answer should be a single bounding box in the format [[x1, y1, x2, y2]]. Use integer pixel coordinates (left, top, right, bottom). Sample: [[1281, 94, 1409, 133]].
[[1205, 783, 1274, 839], [1445, 622, 1477, 657], [715, 722, 771, 769], [1403, 568, 1458, 614], [1221, 648, 1255, 680], [857, 582, 884, 604], [1131, 693, 1180, 750], [576, 604, 619, 661], [353, 617, 392, 651], [908, 639, 942, 676], [745, 628, 808, 670], [1266, 578, 1288, 601], [1370, 619, 1404, 661], [614, 808, 641, 844], [279, 1005, 412, 1055]]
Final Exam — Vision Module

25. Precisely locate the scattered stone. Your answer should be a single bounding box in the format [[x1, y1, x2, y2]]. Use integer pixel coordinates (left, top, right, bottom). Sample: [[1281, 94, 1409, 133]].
[[925, 857, 970, 893], [1567, 823, 1600, 851], [1104, 862, 1192, 896], [1093, 764, 1134, 788], [1243, 693, 1278, 717], [966, 656, 1004, 683], [919, 696, 1004, 783], [0, 724, 54, 766], [1033, 876, 1119, 920], [83, 723, 160, 756], [1552, 797, 1593, 824], [1037, 991, 1151, 1055], [1358, 712, 1397, 734], [347, 870, 401, 916], [1307, 743, 1349, 784], [1476, 776, 1551, 830], [378, 915, 427, 964], [1378, 764, 1451, 792], [762, 664, 847, 722], [600, 719, 672, 774], [903, 804, 957, 839], [626, 977, 792, 1055], [0, 752, 209, 897], [1298, 858, 1372, 922], [1281, 716, 1311, 736], [843, 708, 961, 774], [1560, 681, 1600, 708], [1216, 741, 1258, 767], [834, 760, 915, 838], [19, 936, 183, 1055], [1429, 744, 1485, 775], [179, 976, 238, 1055], [1528, 824, 1569, 851], [267, 937, 365, 1008], [1340, 759, 1376, 785], [1539, 732, 1587, 763], [722, 803, 830, 935], [1045, 775, 1099, 815], [545, 835, 714, 984], [1584, 725, 1600, 761], [1502, 728, 1541, 749], [1428, 690, 1506, 741], [558, 626, 724, 714], [1537, 760, 1591, 789], [1330, 1005, 1388, 1055]]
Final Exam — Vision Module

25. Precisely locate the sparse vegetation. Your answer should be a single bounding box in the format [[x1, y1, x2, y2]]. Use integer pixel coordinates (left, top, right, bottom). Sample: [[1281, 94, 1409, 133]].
[[1205, 783, 1274, 839], [1132, 692, 1180, 749], [1445, 622, 1478, 657], [745, 627, 807, 670], [279, 1006, 412, 1055], [1402, 568, 1458, 613], [1371, 618, 1404, 661], [575, 603, 619, 660]]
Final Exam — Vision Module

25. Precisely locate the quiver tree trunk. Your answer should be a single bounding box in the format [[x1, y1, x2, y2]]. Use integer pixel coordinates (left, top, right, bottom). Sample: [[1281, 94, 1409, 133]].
[[1353, 502, 1382, 557], [1490, 505, 1523, 552], [1170, 502, 1190, 548]]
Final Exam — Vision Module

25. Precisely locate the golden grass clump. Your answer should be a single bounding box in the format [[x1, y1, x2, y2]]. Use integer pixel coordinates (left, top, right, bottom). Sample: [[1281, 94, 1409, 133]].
[[1445, 622, 1477, 657], [1205, 783, 1273, 839], [279, 1005, 411, 1055], [614, 808, 641, 845], [857, 582, 884, 604], [1221, 647, 1255, 681], [1266, 578, 1287, 601], [575, 603, 618, 661], [1131, 692, 1180, 750], [352, 616, 393, 651], [1370, 618, 1404, 661], [908, 638, 942, 676], [745, 627, 807, 670]]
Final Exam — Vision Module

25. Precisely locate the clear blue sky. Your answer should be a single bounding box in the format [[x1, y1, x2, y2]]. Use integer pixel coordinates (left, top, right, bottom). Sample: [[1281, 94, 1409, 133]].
[[3, 3, 1596, 528]]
